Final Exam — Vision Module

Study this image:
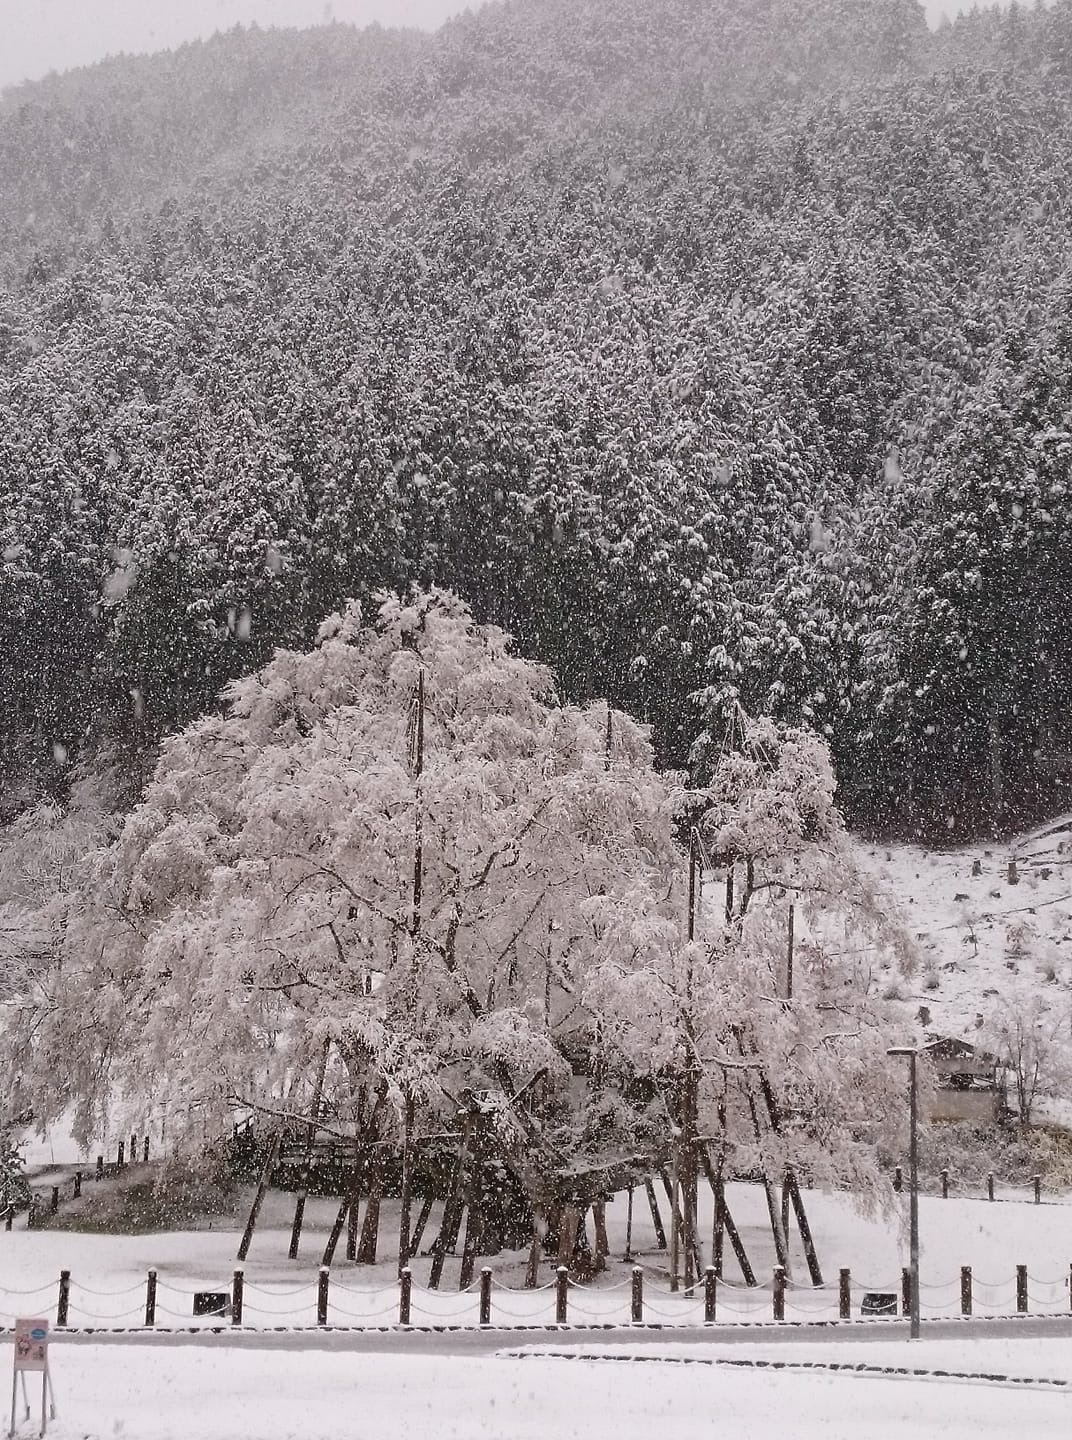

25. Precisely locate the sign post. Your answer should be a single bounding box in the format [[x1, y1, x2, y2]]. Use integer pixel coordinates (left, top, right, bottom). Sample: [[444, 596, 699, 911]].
[[10, 1318, 55, 1437]]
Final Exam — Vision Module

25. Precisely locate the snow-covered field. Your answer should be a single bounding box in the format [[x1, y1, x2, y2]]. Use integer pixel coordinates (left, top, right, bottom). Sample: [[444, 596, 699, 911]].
[[860, 813, 1072, 1047], [9, 1336, 1071, 1440], [3, 1182, 1071, 1329]]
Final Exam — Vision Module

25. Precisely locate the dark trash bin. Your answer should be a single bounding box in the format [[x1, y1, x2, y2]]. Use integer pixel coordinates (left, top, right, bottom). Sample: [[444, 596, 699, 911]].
[[193, 1291, 230, 1317]]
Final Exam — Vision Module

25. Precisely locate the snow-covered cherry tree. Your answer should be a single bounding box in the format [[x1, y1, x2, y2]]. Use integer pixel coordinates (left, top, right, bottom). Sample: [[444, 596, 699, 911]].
[[585, 711, 915, 1281], [17, 591, 686, 1244]]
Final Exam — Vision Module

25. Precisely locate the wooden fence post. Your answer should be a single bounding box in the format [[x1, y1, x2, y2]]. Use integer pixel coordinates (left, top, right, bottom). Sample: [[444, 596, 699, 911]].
[[893, 1166, 903, 1193], [50, 1186, 59, 1215], [941, 1169, 949, 1199], [1034, 1175, 1041, 1205], [555, 1266, 569, 1324], [57, 1270, 70, 1327], [987, 1173, 995, 1202], [143, 1137, 150, 1164], [73, 1172, 82, 1200], [631, 1266, 644, 1322], [96, 1155, 104, 1181], [839, 1268, 851, 1320], [26, 1199, 36, 1230], [1016, 1264, 1027, 1314], [130, 1134, 137, 1164], [960, 1265, 972, 1317], [145, 1269, 157, 1327], [901, 1266, 911, 1318], [231, 1268, 244, 1326], [317, 1266, 330, 1327], [704, 1266, 717, 1323], [117, 1141, 125, 1170], [479, 1267, 493, 1327], [399, 1267, 412, 1326], [4, 1208, 11, 1231], [773, 1265, 786, 1321]]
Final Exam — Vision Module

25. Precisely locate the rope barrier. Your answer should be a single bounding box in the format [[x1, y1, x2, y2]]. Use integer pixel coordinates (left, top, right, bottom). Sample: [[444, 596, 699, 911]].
[[486, 1298, 555, 1320], [636, 1298, 705, 1321], [242, 1301, 310, 1318], [493, 1280, 558, 1293], [404, 1300, 482, 1321], [243, 1283, 316, 1298], [0, 1284, 56, 1297], [72, 1282, 145, 1297], [69, 1305, 146, 1322], [326, 1300, 406, 1321]]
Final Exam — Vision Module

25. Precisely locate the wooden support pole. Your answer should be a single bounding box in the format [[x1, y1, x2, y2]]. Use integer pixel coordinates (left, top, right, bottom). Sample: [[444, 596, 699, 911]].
[[237, 1129, 283, 1262], [357, 1178, 382, 1265], [643, 1177, 668, 1250], [288, 1193, 308, 1262], [961, 1265, 972, 1317], [317, 1266, 330, 1326], [525, 1217, 541, 1290], [346, 1187, 360, 1262], [399, 1267, 412, 1325], [145, 1269, 157, 1328], [479, 1268, 493, 1327], [624, 1186, 634, 1260], [631, 1266, 644, 1323], [290, 1042, 331, 1261], [698, 1144, 756, 1286], [839, 1268, 851, 1320], [1016, 1264, 1028, 1314], [556, 1266, 569, 1324], [704, 1266, 717, 1323], [593, 1201, 610, 1261], [409, 1194, 434, 1258], [231, 1268, 244, 1326], [773, 1265, 786, 1321], [322, 1199, 350, 1268], [57, 1271, 70, 1328], [785, 1171, 824, 1286], [397, 1092, 415, 1278]]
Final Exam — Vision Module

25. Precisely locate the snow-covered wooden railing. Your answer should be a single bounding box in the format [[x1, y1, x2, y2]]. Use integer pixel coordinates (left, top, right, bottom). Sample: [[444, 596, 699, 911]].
[[4, 1261, 1072, 1332], [892, 1167, 1060, 1204]]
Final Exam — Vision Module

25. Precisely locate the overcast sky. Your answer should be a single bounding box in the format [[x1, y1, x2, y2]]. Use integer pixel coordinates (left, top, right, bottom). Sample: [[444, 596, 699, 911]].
[[0, 0, 990, 96]]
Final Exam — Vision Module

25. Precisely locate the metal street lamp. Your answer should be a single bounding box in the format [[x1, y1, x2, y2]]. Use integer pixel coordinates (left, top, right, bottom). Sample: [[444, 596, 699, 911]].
[[887, 1045, 921, 1340]]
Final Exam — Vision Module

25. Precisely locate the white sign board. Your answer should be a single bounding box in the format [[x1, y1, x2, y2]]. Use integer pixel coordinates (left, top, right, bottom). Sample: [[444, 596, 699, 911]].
[[10, 1317, 55, 1437], [13, 1320, 48, 1374]]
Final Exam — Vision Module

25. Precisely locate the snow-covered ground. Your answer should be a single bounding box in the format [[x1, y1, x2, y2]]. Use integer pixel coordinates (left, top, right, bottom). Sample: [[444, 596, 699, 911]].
[[9, 1337, 1071, 1440], [860, 813, 1072, 1046], [3, 1183, 1070, 1329]]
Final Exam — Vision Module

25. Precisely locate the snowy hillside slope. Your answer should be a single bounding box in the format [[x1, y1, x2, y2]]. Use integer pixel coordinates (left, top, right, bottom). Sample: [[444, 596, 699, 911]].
[[858, 815, 1072, 1060]]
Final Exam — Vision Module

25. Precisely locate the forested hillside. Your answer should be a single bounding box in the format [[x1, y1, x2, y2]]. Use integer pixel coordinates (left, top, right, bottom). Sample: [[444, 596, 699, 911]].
[[2, 0, 1071, 835]]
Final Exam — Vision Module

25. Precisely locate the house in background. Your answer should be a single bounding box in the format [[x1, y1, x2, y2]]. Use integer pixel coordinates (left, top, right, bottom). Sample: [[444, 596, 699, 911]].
[[921, 1036, 1008, 1123]]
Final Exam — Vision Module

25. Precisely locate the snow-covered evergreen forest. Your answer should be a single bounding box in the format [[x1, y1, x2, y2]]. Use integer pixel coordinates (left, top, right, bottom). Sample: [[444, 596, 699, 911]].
[[1, 0, 1071, 837]]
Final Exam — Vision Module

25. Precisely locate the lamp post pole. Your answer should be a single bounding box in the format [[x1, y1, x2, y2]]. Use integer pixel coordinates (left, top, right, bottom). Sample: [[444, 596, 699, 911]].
[[887, 1046, 920, 1340]]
